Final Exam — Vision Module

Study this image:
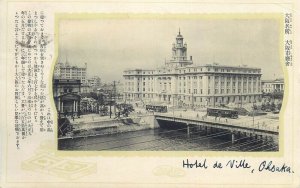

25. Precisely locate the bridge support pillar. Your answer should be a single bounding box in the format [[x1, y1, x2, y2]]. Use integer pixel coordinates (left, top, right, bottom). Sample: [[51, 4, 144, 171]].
[[187, 124, 190, 138], [250, 133, 253, 140], [265, 135, 268, 143], [269, 136, 273, 142], [259, 135, 263, 143], [231, 132, 235, 144]]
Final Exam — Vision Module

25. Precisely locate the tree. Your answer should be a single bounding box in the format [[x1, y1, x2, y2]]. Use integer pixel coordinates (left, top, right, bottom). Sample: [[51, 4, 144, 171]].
[[277, 102, 282, 110], [272, 91, 284, 100], [266, 102, 271, 110], [98, 93, 105, 106], [90, 92, 98, 100], [271, 102, 276, 111], [253, 104, 258, 110]]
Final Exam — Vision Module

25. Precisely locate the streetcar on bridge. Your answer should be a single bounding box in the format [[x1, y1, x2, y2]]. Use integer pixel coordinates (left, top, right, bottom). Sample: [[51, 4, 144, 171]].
[[207, 107, 239, 119], [146, 105, 168, 113]]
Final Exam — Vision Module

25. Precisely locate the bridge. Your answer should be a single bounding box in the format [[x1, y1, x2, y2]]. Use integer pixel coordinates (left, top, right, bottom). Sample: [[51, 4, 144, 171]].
[[154, 114, 279, 143]]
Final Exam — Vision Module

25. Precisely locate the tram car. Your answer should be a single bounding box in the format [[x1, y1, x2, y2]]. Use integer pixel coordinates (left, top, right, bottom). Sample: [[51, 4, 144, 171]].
[[207, 107, 238, 119], [146, 105, 168, 113]]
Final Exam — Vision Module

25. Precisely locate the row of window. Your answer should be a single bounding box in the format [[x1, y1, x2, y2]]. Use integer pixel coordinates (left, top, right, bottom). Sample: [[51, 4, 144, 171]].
[[125, 93, 259, 103], [124, 75, 260, 82], [124, 67, 261, 76], [126, 86, 260, 94]]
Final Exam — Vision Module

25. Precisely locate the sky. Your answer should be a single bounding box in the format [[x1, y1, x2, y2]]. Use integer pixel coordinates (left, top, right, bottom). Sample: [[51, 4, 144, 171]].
[[58, 18, 283, 82]]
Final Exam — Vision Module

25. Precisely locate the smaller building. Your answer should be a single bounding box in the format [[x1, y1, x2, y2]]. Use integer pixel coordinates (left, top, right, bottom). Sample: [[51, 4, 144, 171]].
[[87, 76, 101, 89], [53, 79, 81, 117], [80, 76, 102, 94], [81, 83, 94, 94], [261, 78, 284, 93]]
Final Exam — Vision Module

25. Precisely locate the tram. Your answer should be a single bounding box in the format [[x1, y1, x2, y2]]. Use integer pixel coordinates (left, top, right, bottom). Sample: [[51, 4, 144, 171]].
[[145, 105, 168, 113], [207, 107, 239, 119]]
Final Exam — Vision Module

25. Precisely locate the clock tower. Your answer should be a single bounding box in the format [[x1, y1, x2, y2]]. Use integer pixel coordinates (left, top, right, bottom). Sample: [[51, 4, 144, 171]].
[[167, 29, 193, 67]]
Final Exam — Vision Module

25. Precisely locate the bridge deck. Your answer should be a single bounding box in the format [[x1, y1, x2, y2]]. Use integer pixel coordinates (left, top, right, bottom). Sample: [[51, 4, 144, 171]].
[[155, 114, 279, 136]]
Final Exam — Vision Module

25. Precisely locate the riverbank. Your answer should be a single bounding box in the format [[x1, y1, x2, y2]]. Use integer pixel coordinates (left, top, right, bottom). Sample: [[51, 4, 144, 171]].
[[59, 116, 157, 140]]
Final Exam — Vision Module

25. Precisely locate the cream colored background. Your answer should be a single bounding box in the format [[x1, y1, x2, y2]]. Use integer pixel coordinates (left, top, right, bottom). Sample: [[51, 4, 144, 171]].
[[1, 0, 300, 187]]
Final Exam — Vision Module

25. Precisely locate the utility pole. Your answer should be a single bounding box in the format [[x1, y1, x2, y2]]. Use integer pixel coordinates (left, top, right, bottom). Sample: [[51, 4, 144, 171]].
[[172, 94, 175, 121], [109, 90, 112, 118], [191, 92, 194, 110], [109, 81, 116, 119], [113, 81, 116, 116], [252, 102, 254, 127], [252, 101, 255, 127], [241, 94, 243, 108]]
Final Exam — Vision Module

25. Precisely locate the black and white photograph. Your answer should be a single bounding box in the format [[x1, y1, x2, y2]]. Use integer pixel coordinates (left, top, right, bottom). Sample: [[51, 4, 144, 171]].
[[53, 17, 283, 151]]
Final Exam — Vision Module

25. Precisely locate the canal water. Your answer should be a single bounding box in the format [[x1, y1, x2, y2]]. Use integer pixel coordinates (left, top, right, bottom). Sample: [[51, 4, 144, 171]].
[[58, 125, 278, 151]]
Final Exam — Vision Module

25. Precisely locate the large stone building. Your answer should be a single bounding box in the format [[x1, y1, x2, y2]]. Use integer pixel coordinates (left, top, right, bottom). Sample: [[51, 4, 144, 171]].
[[54, 59, 87, 84], [54, 59, 103, 93], [123, 30, 262, 107]]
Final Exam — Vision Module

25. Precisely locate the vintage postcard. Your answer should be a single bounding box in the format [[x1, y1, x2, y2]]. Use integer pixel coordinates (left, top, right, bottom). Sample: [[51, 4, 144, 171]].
[[0, 0, 300, 187]]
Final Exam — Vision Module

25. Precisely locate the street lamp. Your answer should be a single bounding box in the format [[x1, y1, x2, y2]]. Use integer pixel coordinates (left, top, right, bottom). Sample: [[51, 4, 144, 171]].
[[172, 94, 175, 121], [109, 91, 112, 118], [191, 92, 194, 110], [252, 100, 256, 127]]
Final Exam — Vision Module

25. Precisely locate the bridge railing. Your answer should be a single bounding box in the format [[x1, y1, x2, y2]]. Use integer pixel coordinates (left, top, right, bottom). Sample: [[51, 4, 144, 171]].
[[155, 113, 279, 133]]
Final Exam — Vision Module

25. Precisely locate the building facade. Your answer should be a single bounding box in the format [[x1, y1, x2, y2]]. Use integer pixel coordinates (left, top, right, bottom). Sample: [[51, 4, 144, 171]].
[[87, 76, 101, 89], [53, 79, 81, 116], [123, 31, 262, 107], [54, 59, 104, 94], [54, 60, 87, 84], [262, 78, 284, 93]]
